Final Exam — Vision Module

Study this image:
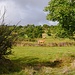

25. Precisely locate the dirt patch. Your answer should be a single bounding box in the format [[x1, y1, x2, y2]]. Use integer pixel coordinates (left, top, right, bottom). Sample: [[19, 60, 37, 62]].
[[14, 41, 75, 47]]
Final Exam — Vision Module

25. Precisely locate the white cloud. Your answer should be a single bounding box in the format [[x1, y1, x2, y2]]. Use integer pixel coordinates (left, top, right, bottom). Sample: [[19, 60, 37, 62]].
[[49, 21, 59, 25]]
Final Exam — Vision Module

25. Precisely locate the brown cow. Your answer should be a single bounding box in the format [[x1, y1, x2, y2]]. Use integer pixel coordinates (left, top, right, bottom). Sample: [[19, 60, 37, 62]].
[[38, 40, 45, 45]]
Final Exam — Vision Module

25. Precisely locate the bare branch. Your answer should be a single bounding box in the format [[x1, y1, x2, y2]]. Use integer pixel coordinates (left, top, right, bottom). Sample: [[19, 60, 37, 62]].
[[0, 6, 6, 25]]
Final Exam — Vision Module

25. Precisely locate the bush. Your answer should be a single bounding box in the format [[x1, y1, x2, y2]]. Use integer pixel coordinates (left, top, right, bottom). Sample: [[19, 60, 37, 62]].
[[56, 29, 69, 38], [0, 25, 16, 57]]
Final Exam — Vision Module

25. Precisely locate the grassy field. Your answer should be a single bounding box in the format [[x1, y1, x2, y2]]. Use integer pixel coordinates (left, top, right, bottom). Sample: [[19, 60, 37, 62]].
[[1, 46, 75, 75], [9, 46, 75, 61]]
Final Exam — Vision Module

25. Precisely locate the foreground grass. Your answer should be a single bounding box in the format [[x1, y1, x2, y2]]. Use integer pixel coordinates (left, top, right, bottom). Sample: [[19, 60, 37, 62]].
[[1, 46, 75, 75], [9, 46, 75, 61]]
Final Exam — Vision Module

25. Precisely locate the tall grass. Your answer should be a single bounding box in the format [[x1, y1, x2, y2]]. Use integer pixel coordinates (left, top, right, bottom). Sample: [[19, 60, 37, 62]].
[[1, 46, 75, 75]]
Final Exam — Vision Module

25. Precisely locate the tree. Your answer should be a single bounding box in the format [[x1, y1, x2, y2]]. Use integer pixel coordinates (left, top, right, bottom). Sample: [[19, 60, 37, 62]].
[[24, 25, 44, 39], [34, 26, 44, 38], [47, 28, 51, 36], [44, 0, 75, 38]]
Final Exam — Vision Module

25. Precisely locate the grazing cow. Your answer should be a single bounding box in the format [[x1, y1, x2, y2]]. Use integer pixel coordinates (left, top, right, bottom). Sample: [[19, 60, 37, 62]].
[[38, 40, 45, 45]]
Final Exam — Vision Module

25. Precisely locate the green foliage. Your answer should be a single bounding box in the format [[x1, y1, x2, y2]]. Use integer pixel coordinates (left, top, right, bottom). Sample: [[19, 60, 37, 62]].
[[15, 25, 44, 40], [55, 25, 69, 38], [34, 26, 44, 38], [25, 25, 44, 38], [56, 29, 69, 38], [47, 28, 51, 36], [42, 24, 49, 30], [0, 25, 15, 57], [49, 25, 60, 37], [44, 0, 75, 38]]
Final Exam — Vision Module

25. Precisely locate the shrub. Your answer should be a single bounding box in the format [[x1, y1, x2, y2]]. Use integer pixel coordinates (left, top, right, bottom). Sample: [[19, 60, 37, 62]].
[[0, 25, 16, 57]]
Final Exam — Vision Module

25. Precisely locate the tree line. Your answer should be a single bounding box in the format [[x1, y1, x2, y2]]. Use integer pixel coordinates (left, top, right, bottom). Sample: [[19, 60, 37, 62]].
[[6, 23, 75, 41]]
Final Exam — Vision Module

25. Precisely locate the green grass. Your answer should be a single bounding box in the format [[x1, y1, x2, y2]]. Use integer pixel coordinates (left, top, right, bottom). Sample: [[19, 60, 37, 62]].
[[8, 46, 75, 61], [1, 46, 75, 75], [44, 37, 75, 43]]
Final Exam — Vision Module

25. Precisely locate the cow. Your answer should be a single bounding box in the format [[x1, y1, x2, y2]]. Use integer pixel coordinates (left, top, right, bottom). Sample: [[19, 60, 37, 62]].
[[38, 40, 45, 45]]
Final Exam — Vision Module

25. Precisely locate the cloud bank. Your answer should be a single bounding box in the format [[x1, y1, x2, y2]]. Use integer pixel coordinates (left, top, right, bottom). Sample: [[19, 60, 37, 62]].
[[0, 0, 58, 25]]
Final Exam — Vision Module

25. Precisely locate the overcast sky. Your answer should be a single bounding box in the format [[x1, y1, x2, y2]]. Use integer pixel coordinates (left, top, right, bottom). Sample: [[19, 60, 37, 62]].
[[0, 0, 58, 25]]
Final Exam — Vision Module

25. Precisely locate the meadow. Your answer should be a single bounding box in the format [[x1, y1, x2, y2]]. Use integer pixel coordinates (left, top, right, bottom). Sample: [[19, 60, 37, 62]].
[[2, 46, 75, 75]]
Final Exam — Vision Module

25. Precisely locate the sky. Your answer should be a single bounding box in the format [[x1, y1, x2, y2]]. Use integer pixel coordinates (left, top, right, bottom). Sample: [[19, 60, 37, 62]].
[[0, 0, 58, 25]]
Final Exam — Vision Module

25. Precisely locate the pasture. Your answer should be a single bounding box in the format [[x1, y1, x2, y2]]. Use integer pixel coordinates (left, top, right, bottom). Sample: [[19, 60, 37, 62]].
[[2, 46, 75, 75]]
